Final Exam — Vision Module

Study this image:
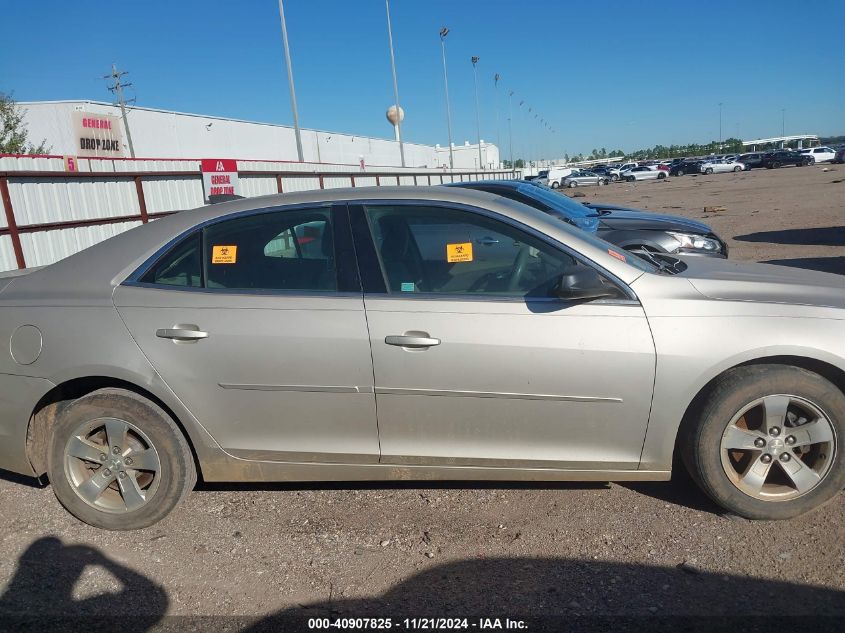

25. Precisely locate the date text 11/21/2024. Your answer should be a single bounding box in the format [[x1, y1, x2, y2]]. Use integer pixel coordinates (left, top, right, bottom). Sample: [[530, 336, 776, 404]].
[[307, 617, 528, 630]]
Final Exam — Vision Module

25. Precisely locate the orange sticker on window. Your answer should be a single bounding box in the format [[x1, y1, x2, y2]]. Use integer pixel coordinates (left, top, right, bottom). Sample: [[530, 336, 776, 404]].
[[608, 249, 627, 262], [212, 245, 238, 264], [446, 242, 473, 263]]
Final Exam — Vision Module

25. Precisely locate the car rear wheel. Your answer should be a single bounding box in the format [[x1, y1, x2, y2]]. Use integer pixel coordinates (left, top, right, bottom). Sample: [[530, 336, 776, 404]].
[[681, 365, 845, 520], [733, 166, 742, 172], [550, 181, 559, 189], [625, 176, 635, 182], [705, 167, 714, 175], [47, 388, 196, 530], [611, 174, 619, 182], [569, 181, 577, 188], [657, 172, 666, 179]]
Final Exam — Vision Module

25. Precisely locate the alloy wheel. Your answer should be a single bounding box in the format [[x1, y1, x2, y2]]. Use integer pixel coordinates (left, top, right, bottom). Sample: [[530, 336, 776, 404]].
[[720, 395, 836, 501], [64, 417, 162, 514]]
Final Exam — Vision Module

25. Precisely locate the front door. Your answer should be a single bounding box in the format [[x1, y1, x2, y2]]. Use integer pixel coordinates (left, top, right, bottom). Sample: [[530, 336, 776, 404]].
[[353, 202, 656, 470], [115, 204, 380, 464]]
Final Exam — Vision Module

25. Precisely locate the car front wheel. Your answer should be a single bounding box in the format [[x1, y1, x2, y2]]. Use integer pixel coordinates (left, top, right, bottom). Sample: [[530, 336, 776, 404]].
[[681, 365, 845, 520], [551, 181, 559, 189], [47, 388, 196, 530]]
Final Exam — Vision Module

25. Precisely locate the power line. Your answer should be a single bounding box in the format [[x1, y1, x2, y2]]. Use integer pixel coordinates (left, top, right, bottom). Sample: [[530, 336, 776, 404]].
[[103, 63, 136, 158]]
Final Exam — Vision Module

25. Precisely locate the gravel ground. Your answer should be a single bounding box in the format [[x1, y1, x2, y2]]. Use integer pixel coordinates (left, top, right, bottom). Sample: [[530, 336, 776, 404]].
[[1, 164, 843, 630]]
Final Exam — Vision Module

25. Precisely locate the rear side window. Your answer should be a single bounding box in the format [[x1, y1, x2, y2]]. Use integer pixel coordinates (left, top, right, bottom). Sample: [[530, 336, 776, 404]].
[[138, 208, 337, 292]]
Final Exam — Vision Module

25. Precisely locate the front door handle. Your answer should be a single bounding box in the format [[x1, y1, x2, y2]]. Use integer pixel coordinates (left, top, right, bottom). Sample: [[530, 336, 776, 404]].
[[476, 236, 500, 246], [385, 334, 441, 349], [156, 325, 209, 342]]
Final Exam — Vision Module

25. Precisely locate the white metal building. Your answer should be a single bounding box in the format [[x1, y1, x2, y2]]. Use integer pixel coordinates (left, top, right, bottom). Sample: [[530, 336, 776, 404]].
[[19, 100, 500, 170]]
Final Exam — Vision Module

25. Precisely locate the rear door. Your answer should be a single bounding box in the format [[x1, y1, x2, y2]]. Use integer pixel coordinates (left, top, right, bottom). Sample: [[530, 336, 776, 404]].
[[351, 201, 656, 470], [115, 204, 380, 464]]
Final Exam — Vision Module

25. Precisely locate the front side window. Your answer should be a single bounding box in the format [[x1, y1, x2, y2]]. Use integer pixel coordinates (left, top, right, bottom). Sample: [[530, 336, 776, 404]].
[[365, 204, 582, 297], [138, 207, 337, 292]]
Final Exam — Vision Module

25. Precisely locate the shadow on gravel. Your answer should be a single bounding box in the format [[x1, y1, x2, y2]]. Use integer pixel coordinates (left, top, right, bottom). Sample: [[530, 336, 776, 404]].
[[0, 536, 167, 632], [735, 226, 845, 246], [621, 471, 724, 517], [197, 479, 611, 493], [0, 467, 45, 488], [1, 538, 843, 632], [761, 257, 845, 275], [242, 557, 845, 632]]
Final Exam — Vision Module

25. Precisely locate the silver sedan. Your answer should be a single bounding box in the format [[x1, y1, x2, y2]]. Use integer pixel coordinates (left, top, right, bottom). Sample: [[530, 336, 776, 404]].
[[0, 186, 843, 529], [563, 170, 610, 188]]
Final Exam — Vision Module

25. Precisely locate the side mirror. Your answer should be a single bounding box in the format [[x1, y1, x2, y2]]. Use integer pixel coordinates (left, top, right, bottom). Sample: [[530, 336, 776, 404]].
[[554, 265, 617, 301]]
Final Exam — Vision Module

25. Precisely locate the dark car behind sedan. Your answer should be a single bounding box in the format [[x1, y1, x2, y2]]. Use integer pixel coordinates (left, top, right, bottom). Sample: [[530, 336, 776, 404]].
[[446, 180, 728, 258]]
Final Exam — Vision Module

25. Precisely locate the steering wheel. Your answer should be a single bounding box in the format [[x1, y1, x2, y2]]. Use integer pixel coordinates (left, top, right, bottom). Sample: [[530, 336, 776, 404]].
[[507, 246, 531, 291]]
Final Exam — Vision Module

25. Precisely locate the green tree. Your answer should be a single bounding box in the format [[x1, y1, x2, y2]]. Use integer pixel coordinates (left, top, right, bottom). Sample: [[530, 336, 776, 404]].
[[0, 93, 49, 154]]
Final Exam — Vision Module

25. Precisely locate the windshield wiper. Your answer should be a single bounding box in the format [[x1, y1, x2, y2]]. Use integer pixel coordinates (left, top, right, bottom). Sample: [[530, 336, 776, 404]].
[[631, 248, 676, 274]]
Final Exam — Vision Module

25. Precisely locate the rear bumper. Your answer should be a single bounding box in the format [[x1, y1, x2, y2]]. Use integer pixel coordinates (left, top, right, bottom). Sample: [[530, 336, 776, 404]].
[[0, 374, 53, 476]]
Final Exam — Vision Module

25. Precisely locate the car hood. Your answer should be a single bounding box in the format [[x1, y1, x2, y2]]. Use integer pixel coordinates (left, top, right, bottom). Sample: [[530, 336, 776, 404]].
[[594, 207, 714, 234], [679, 257, 845, 310]]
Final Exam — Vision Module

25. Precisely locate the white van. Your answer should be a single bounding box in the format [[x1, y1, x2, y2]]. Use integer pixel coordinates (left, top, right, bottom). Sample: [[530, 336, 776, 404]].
[[545, 166, 575, 189]]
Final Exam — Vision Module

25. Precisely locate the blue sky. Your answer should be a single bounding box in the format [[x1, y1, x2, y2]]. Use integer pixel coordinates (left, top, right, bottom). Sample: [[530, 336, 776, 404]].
[[2, 0, 843, 158]]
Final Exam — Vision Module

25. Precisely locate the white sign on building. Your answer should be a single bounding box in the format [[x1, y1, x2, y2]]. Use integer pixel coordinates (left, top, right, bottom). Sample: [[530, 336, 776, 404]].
[[71, 111, 124, 157]]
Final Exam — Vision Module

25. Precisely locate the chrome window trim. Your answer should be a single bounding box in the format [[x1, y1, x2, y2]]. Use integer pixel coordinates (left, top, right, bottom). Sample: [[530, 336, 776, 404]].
[[357, 198, 640, 303]]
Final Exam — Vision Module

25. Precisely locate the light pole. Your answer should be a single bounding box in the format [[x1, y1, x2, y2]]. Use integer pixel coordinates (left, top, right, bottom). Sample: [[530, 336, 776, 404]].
[[384, 0, 405, 167], [278, 0, 304, 162], [781, 108, 785, 136], [439, 27, 454, 170], [508, 90, 514, 169], [718, 102, 723, 151], [471, 56, 483, 170], [494, 73, 501, 168]]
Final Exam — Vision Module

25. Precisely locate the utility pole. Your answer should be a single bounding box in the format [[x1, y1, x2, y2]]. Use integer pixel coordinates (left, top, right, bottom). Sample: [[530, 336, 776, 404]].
[[508, 91, 514, 169], [439, 27, 454, 170], [384, 0, 405, 167], [718, 102, 723, 151], [494, 73, 501, 168], [278, 0, 304, 163], [471, 56, 483, 170], [104, 63, 136, 158]]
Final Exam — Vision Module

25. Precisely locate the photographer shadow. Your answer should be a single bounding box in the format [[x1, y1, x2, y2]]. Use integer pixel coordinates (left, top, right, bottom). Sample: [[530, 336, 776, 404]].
[[0, 536, 167, 632]]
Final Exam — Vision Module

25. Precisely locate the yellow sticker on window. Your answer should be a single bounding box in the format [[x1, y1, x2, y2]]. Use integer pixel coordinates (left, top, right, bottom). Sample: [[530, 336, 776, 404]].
[[446, 242, 473, 263], [212, 245, 238, 264]]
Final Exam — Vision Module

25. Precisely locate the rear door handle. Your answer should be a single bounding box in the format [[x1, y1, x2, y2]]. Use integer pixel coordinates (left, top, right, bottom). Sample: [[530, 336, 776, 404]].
[[385, 334, 441, 348], [156, 325, 209, 342], [475, 236, 500, 246]]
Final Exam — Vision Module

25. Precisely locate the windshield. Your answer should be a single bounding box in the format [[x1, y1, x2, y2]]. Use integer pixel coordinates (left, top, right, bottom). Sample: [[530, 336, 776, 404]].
[[516, 183, 597, 219]]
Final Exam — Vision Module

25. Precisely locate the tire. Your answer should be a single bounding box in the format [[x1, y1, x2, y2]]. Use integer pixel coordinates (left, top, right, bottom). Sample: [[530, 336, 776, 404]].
[[569, 181, 577, 188], [551, 181, 559, 189], [657, 172, 666, 179], [773, 161, 781, 169], [676, 170, 684, 176], [807, 158, 815, 166], [47, 388, 196, 530], [680, 365, 845, 520], [705, 167, 714, 175], [733, 166, 741, 172], [626, 176, 635, 182], [611, 174, 619, 182]]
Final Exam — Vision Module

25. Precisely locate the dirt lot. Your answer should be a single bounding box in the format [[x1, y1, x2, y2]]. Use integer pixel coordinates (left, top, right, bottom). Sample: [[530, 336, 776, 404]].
[[0, 164, 844, 631]]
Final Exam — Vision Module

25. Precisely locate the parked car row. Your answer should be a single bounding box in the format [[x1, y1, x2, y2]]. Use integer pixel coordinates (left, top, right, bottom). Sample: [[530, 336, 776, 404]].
[[527, 145, 840, 186]]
